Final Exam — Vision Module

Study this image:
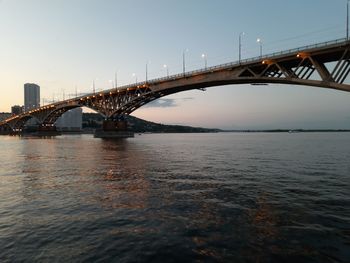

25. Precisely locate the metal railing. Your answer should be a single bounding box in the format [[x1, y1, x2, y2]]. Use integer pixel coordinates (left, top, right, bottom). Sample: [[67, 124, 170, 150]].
[[102, 37, 348, 93]]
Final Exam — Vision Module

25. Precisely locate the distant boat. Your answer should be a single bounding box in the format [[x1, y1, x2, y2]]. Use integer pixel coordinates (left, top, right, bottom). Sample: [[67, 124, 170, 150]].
[[288, 130, 300, 133]]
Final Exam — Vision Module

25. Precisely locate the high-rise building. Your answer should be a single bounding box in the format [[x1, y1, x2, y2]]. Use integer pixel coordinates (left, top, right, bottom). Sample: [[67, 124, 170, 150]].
[[24, 83, 40, 112], [11, 105, 24, 115], [56, 108, 83, 132]]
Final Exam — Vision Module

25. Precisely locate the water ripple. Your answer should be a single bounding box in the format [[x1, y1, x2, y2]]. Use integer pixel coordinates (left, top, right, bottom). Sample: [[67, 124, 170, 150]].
[[0, 133, 349, 262]]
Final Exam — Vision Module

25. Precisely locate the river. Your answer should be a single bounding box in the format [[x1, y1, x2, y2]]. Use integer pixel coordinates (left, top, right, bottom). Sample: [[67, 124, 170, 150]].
[[0, 133, 349, 262]]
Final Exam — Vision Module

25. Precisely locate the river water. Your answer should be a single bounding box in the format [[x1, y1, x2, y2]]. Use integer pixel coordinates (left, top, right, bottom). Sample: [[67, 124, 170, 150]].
[[0, 133, 349, 262]]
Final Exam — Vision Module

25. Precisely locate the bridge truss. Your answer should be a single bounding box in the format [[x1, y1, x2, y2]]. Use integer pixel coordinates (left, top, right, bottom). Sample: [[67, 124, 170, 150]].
[[1, 38, 350, 132]]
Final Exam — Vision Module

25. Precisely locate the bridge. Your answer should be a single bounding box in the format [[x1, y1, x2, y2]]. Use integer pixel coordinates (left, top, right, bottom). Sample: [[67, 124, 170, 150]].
[[1, 38, 350, 137]]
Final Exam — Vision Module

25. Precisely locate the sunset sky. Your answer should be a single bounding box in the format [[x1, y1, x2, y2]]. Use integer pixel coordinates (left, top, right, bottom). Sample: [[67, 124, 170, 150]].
[[1, 0, 350, 129]]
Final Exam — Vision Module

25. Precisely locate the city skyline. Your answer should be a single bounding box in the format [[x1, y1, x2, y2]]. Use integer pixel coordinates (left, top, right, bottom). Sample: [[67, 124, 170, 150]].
[[1, 0, 350, 129]]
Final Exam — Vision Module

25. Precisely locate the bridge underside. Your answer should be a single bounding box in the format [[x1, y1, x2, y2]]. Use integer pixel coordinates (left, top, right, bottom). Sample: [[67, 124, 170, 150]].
[[1, 39, 350, 133]]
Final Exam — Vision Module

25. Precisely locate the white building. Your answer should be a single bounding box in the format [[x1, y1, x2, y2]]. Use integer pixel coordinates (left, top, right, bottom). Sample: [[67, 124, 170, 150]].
[[56, 108, 82, 132]]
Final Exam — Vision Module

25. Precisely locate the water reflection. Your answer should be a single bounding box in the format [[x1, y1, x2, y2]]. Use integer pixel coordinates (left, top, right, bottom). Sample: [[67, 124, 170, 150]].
[[243, 193, 280, 262], [0, 133, 349, 262]]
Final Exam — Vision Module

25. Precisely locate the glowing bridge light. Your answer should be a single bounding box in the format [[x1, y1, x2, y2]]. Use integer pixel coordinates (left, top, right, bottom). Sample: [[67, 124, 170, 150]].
[[296, 52, 309, 59], [262, 59, 274, 65]]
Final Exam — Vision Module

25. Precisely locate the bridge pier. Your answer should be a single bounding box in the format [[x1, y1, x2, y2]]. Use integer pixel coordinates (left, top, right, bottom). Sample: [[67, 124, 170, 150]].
[[35, 124, 61, 136], [94, 119, 134, 139]]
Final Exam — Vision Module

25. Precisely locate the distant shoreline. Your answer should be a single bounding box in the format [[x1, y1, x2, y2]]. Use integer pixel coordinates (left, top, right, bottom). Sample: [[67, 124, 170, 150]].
[[76, 129, 350, 134], [220, 129, 350, 133]]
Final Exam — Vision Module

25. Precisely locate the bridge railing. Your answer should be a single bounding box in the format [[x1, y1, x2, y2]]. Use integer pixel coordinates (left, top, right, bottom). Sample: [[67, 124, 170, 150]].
[[103, 37, 348, 92]]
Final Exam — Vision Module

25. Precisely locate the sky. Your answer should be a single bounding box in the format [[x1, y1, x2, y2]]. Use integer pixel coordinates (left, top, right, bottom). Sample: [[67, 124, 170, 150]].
[[0, 0, 350, 129]]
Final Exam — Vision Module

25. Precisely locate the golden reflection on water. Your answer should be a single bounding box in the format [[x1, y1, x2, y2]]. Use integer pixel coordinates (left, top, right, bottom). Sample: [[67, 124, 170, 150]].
[[244, 193, 280, 262], [76, 138, 151, 210], [250, 194, 278, 242]]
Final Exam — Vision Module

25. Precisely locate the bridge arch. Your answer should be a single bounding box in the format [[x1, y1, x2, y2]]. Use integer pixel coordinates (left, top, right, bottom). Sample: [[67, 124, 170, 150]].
[[11, 115, 41, 131], [108, 75, 347, 117], [41, 105, 83, 125]]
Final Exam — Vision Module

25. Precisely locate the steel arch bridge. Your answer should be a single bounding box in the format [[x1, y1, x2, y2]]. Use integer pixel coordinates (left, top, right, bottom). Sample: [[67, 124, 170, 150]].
[[1, 38, 350, 133]]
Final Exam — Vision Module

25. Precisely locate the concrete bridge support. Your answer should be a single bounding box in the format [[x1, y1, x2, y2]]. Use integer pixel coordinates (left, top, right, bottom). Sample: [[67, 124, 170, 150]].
[[94, 118, 134, 139], [36, 124, 61, 136]]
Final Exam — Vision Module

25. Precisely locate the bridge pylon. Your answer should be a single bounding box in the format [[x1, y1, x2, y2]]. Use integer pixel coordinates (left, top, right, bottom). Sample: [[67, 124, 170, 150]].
[[94, 116, 134, 139], [36, 124, 61, 136]]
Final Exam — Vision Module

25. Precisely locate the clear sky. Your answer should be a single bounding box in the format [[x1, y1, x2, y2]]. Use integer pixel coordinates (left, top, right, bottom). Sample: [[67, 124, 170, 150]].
[[1, 0, 349, 129]]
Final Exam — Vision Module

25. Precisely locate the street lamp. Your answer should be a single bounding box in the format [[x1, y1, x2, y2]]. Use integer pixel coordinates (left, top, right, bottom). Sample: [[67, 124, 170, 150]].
[[257, 38, 263, 57], [239, 32, 245, 63], [132, 73, 137, 84], [115, 71, 118, 88], [92, 80, 95, 93], [347, 0, 350, 40], [201, 53, 207, 69], [62, 89, 65, 101], [183, 49, 189, 75], [163, 64, 169, 77], [108, 79, 114, 89]]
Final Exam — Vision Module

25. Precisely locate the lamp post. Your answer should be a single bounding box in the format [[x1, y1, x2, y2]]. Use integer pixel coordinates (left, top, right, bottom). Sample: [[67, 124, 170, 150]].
[[132, 73, 137, 84], [239, 32, 245, 63], [92, 79, 96, 94], [109, 80, 114, 89], [163, 64, 169, 77], [257, 38, 263, 57], [201, 53, 207, 69], [347, 0, 349, 40], [115, 71, 118, 88], [183, 49, 189, 75]]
